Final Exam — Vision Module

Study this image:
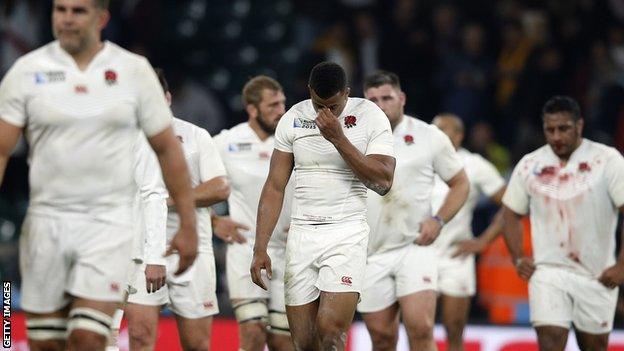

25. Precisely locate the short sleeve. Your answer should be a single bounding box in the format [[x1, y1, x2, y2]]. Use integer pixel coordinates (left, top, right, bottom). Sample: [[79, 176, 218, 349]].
[[197, 129, 228, 181], [431, 128, 463, 181], [502, 160, 530, 215], [475, 155, 506, 197], [604, 149, 624, 208], [274, 111, 294, 153], [365, 106, 394, 157], [135, 58, 172, 137], [0, 60, 27, 127]]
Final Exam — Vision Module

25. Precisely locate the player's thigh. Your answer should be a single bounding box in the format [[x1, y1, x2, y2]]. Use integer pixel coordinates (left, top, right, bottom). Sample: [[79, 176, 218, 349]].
[[284, 225, 323, 307], [396, 244, 438, 298], [437, 253, 476, 298], [398, 290, 437, 336], [571, 274, 618, 335], [25, 308, 70, 351], [226, 241, 265, 299], [66, 297, 119, 348], [529, 268, 572, 330], [68, 218, 134, 304], [439, 294, 471, 330], [124, 303, 160, 345], [286, 299, 320, 349], [317, 291, 359, 332], [175, 315, 213, 351], [357, 249, 398, 314], [360, 302, 400, 347], [19, 214, 71, 315], [575, 330, 609, 351], [169, 253, 219, 320], [535, 326, 569, 351]]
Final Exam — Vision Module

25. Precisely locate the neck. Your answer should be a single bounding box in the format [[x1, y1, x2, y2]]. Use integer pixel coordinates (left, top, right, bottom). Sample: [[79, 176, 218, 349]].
[[249, 119, 270, 141], [390, 114, 405, 131], [68, 40, 104, 71], [558, 138, 583, 164]]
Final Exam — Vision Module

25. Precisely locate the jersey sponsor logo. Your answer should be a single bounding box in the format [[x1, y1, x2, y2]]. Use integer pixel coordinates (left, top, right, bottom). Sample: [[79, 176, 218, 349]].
[[34, 71, 65, 84], [293, 117, 317, 129], [341, 276, 352, 286], [74, 85, 88, 94], [228, 142, 252, 152], [344, 115, 357, 128], [104, 69, 117, 85], [404, 134, 414, 145]]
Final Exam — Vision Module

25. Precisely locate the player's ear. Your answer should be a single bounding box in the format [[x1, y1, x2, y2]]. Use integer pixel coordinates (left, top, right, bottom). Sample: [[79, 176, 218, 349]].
[[98, 9, 110, 30], [576, 118, 584, 135], [399, 91, 406, 106], [246, 104, 258, 119], [165, 92, 172, 106]]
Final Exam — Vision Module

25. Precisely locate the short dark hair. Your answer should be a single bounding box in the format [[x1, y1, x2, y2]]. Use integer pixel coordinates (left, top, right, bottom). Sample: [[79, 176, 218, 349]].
[[153, 68, 169, 93], [308, 62, 347, 99], [542, 95, 582, 121], [363, 70, 402, 91], [242, 75, 283, 106], [93, 0, 110, 9]]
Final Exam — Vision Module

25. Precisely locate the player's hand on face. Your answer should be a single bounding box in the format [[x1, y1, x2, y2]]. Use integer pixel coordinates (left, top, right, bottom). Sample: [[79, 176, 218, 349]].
[[212, 216, 248, 244], [452, 238, 487, 258], [414, 217, 443, 246], [145, 264, 166, 293], [165, 225, 198, 275], [514, 256, 536, 280], [250, 250, 272, 291], [315, 108, 344, 143], [598, 263, 624, 289]]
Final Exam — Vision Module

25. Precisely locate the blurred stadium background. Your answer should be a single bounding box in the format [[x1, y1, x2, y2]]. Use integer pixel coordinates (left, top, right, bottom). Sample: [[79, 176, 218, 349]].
[[1, 0, 624, 349]]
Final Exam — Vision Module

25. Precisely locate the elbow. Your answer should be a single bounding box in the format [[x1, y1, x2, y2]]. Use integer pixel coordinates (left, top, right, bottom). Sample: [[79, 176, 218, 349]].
[[368, 178, 393, 196]]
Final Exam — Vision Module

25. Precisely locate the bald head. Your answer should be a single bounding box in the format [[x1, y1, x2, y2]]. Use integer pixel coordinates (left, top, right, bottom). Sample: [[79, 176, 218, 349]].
[[432, 113, 464, 149]]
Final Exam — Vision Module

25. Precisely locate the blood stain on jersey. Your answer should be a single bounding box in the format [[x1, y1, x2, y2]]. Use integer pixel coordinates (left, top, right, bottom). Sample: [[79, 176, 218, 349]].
[[422, 276, 432, 283], [578, 162, 591, 172], [568, 251, 581, 264], [110, 282, 120, 292], [404, 134, 414, 145], [104, 69, 117, 85], [259, 151, 270, 159], [176, 135, 184, 143]]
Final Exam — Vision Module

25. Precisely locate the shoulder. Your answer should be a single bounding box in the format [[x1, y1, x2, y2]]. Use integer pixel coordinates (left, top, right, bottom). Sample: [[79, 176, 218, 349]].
[[10, 42, 58, 69], [585, 139, 621, 158], [287, 99, 314, 118]]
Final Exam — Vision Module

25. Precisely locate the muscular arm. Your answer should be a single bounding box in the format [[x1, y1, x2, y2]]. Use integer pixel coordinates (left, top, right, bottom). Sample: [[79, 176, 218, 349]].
[[436, 169, 470, 223], [0, 119, 22, 186], [502, 205, 535, 280], [168, 176, 230, 209], [253, 150, 294, 253], [332, 137, 395, 195]]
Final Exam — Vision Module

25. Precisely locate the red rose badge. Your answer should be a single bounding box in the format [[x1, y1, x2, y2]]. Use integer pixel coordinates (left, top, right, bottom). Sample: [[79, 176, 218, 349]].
[[104, 69, 117, 85], [404, 135, 414, 145], [344, 115, 357, 128]]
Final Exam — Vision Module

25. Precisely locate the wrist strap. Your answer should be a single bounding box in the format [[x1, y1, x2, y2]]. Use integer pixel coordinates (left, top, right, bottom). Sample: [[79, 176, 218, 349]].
[[432, 215, 445, 227]]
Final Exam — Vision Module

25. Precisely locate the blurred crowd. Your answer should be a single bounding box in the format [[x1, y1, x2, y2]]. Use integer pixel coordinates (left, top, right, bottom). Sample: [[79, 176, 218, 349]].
[[1, 0, 624, 324]]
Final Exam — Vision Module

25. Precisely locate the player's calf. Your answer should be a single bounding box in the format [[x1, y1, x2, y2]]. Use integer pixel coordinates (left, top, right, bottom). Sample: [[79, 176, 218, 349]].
[[66, 307, 114, 351], [26, 316, 68, 351]]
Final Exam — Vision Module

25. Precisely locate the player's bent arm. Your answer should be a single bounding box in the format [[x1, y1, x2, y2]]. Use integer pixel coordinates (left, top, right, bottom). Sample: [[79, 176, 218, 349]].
[[0, 119, 22, 186], [616, 205, 624, 264], [168, 176, 230, 209], [332, 136, 395, 195], [501, 206, 526, 262], [436, 169, 470, 223], [476, 187, 507, 244], [253, 150, 294, 253]]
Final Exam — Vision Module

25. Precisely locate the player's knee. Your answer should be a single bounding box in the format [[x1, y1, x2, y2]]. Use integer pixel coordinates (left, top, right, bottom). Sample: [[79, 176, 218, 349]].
[[67, 329, 107, 351], [181, 338, 211, 351], [240, 321, 267, 347], [406, 317, 434, 341], [267, 332, 293, 351], [128, 320, 157, 348], [317, 320, 347, 350], [367, 325, 397, 350], [28, 339, 65, 351], [443, 317, 466, 339]]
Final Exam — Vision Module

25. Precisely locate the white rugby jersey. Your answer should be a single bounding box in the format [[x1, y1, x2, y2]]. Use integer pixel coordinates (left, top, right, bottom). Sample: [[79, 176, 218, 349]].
[[132, 134, 168, 265], [503, 139, 624, 277], [0, 41, 171, 219], [275, 97, 394, 225], [214, 122, 292, 248], [431, 148, 505, 252], [367, 116, 463, 254], [165, 118, 227, 254]]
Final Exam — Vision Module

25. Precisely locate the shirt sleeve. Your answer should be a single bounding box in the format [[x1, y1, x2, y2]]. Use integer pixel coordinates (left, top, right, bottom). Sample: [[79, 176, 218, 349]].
[[605, 148, 624, 208], [502, 159, 530, 215], [135, 58, 172, 137], [365, 105, 394, 157], [0, 60, 27, 127], [133, 134, 169, 265], [274, 110, 294, 153], [475, 155, 506, 197], [197, 128, 228, 182], [431, 127, 463, 181]]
